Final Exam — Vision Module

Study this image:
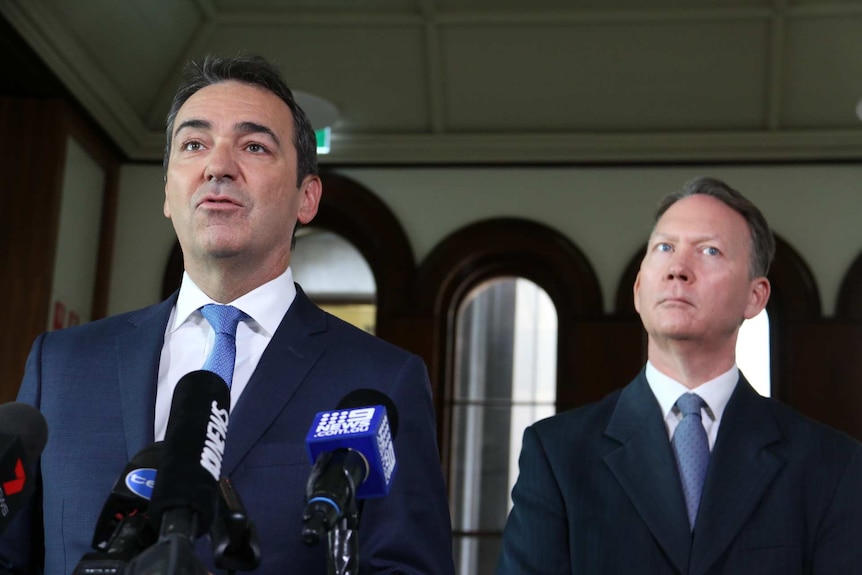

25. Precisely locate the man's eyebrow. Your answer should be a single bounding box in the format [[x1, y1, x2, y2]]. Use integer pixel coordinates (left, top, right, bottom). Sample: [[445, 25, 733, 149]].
[[174, 119, 211, 137], [235, 121, 281, 147], [173, 119, 282, 148], [649, 232, 677, 242], [651, 232, 720, 243]]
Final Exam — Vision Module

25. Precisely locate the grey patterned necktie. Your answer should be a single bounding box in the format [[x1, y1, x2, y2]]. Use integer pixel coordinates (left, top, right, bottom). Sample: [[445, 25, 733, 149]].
[[200, 304, 247, 389], [672, 392, 710, 530]]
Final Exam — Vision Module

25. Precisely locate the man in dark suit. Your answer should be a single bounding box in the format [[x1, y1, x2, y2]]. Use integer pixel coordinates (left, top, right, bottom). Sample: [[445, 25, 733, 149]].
[[496, 177, 862, 574], [0, 54, 455, 575]]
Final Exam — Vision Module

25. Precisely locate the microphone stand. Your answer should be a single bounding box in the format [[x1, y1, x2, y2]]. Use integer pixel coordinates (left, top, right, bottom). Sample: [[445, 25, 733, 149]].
[[211, 477, 261, 574], [124, 509, 209, 575], [302, 450, 367, 574], [327, 496, 359, 575]]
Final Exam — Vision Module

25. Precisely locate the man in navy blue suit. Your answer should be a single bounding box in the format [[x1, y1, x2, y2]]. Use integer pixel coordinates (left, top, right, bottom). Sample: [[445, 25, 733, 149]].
[[497, 177, 862, 574], [0, 54, 454, 574]]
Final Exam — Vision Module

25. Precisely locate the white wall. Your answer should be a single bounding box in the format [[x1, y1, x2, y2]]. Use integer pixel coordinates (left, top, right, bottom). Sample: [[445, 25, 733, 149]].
[[51, 137, 105, 327], [110, 163, 862, 317]]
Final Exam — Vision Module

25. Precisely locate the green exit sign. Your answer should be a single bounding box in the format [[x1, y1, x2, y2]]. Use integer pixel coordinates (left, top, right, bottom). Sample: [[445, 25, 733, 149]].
[[315, 127, 331, 154]]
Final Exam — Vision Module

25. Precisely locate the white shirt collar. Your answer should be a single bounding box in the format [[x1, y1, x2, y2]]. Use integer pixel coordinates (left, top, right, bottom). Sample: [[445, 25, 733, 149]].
[[645, 360, 738, 423], [171, 267, 297, 336]]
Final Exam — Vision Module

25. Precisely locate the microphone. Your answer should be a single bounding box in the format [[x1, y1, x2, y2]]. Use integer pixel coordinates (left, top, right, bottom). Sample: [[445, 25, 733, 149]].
[[0, 402, 48, 535], [301, 389, 399, 546], [72, 442, 163, 574], [149, 369, 230, 537], [90, 442, 162, 552], [125, 370, 230, 575]]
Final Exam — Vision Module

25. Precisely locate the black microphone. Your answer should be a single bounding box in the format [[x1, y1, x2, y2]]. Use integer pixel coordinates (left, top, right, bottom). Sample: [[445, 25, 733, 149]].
[[72, 443, 163, 574], [0, 402, 48, 535], [301, 389, 399, 546], [91, 442, 162, 551], [125, 370, 230, 575]]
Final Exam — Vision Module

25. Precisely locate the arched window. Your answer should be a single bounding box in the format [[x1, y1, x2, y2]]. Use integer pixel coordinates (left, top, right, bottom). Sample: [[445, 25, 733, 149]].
[[292, 227, 376, 333], [450, 277, 557, 574], [416, 218, 602, 575]]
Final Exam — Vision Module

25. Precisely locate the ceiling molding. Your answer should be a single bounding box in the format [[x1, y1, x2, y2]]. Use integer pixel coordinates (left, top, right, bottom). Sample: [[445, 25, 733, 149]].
[[319, 130, 862, 165], [5, 0, 862, 165]]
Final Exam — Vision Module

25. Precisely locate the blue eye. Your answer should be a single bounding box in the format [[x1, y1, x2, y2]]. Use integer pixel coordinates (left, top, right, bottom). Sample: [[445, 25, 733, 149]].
[[703, 246, 720, 256], [656, 243, 672, 252]]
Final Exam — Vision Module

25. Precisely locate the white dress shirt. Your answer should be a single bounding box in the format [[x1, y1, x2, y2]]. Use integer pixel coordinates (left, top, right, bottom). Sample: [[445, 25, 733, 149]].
[[645, 361, 738, 450], [154, 267, 297, 441]]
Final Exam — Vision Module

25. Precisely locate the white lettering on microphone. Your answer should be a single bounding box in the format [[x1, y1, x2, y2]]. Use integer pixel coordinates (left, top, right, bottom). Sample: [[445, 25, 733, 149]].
[[314, 407, 376, 437], [200, 400, 229, 481], [376, 417, 396, 485]]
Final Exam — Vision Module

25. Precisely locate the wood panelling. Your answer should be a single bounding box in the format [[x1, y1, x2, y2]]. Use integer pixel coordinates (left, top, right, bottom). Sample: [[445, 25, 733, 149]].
[[0, 98, 119, 402], [0, 99, 66, 402]]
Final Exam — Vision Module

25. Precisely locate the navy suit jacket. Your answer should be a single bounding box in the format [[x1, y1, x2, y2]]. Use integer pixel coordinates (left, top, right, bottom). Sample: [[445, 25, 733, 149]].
[[497, 370, 862, 574], [0, 287, 455, 575]]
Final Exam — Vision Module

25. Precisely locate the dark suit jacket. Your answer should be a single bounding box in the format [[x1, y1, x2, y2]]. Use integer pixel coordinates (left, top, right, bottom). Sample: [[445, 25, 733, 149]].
[[496, 370, 862, 574], [0, 287, 455, 575]]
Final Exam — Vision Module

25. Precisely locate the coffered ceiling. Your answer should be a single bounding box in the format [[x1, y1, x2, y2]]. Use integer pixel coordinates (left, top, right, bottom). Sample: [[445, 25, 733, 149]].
[[4, 0, 862, 164]]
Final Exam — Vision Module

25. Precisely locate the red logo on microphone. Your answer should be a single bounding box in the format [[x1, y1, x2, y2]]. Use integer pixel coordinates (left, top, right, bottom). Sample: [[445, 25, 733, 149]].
[[2, 459, 25, 496], [0, 459, 25, 517]]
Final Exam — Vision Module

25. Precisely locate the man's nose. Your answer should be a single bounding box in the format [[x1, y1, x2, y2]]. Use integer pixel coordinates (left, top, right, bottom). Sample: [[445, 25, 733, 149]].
[[665, 257, 691, 282], [204, 144, 238, 181]]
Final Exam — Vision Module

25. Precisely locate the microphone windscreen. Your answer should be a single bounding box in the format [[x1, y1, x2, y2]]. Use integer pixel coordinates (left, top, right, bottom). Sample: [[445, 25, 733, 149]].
[[335, 389, 400, 439], [306, 389, 399, 498], [149, 370, 230, 535], [0, 402, 48, 464]]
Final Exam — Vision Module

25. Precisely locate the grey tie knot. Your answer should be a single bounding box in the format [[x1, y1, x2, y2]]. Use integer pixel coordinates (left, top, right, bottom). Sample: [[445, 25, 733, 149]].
[[676, 392, 706, 418]]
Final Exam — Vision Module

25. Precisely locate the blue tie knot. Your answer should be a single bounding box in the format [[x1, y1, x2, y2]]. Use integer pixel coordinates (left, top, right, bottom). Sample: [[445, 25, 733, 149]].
[[200, 304, 247, 335], [676, 393, 706, 418]]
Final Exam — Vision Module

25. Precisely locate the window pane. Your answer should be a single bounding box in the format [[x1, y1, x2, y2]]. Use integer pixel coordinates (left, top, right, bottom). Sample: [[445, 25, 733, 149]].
[[454, 534, 502, 575], [451, 277, 557, 575], [450, 403, 554, 532], [292, 227, 376, 332], [736, 308, 770, 397]]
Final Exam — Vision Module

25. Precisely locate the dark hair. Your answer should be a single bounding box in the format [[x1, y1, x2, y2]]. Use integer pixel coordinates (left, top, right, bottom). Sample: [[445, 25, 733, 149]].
[[654, 177, 775, 278], [163, 54, 317, 187]]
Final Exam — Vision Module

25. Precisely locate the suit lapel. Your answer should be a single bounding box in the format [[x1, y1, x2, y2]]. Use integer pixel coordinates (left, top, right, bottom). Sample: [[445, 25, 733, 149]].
[[115, 295, 176, 460], [222, 288, 326, 475], [689, 377, 783, 575], [604, 372, 692, 573]]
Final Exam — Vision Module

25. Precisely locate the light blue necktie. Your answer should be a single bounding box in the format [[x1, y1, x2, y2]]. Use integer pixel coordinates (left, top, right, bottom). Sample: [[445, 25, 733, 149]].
[[200, 304, 247, 389], [672, 393, 710, 530]]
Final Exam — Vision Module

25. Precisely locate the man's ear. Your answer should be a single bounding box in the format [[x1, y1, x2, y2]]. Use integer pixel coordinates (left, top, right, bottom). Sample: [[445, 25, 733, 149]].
[[743, 277, 771, 320], [297, 175, 322, 225]]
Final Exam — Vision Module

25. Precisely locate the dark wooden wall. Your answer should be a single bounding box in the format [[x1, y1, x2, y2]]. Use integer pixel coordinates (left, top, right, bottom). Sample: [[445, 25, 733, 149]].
[[0, 98, 120, 403]]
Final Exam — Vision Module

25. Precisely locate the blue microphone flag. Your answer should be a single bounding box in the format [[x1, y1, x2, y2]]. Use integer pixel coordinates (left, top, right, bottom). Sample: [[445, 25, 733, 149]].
[[305, 404, 396, 499]]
